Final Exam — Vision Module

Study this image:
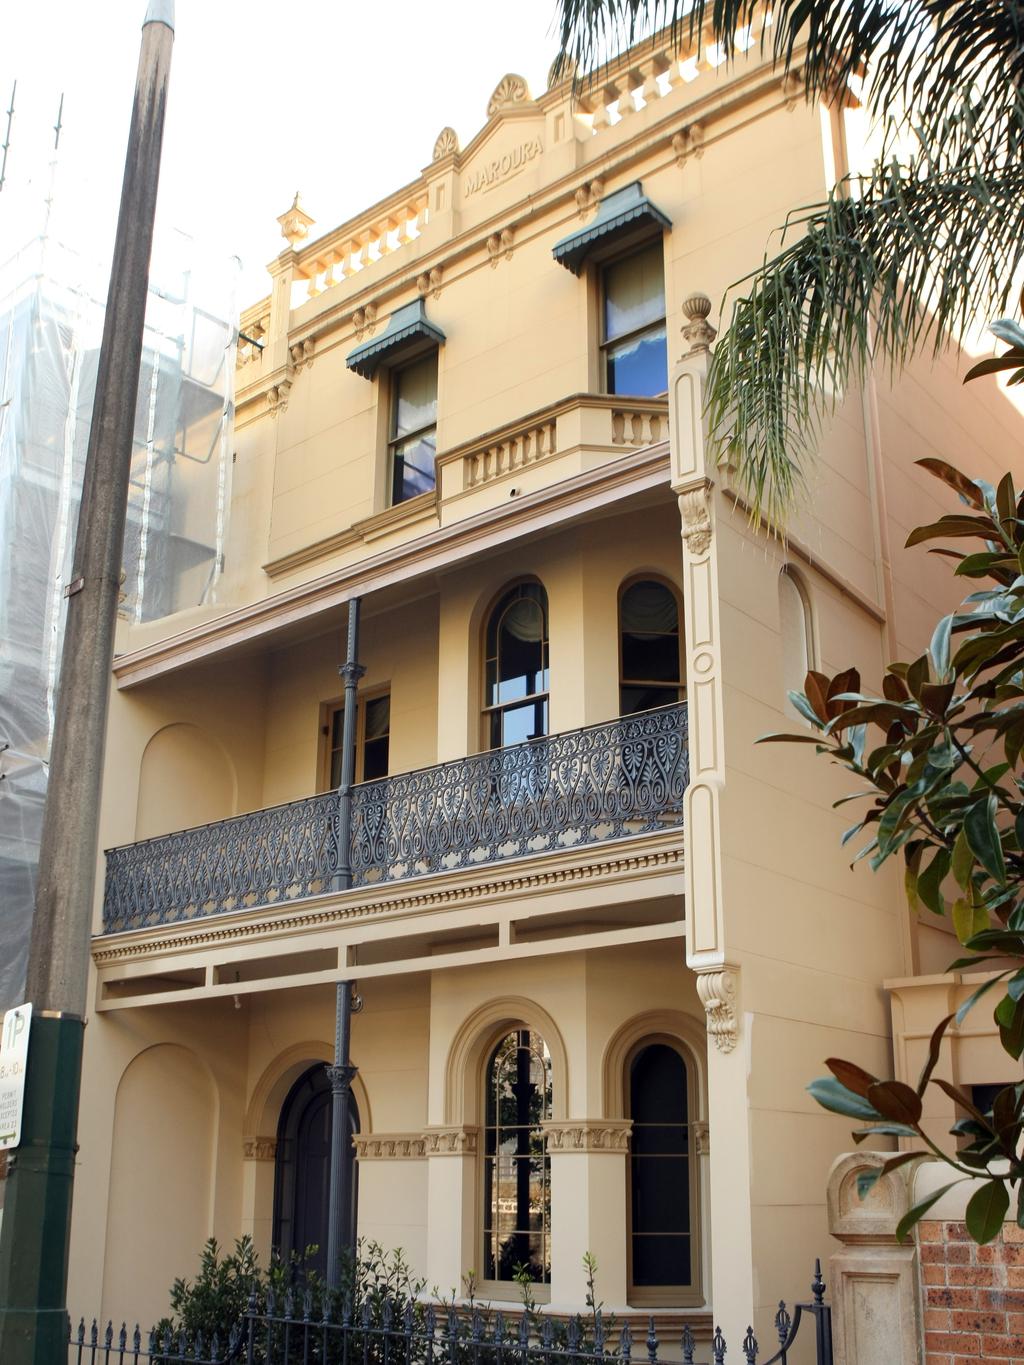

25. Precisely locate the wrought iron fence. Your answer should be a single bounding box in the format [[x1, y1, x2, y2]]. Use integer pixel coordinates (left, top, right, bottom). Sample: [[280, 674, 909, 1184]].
[[350, 704, 688, 888], [102, 705, 688, 932], [70, 1261, 832, 1365]]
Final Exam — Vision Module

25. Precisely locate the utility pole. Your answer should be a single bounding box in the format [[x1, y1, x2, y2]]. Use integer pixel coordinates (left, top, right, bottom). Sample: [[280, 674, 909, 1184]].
[[0, 6, 175, 1362], [326, 599, 364, 1288]]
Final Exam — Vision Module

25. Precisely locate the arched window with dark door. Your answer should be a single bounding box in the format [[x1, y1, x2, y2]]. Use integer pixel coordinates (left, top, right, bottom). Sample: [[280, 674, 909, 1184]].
[[483, 582, 550, 748], [273, 1065, 359, 1277], [627, 1040, 696, 1304], [483, 1028, 552, 1286], [619, 578, 684, 715]]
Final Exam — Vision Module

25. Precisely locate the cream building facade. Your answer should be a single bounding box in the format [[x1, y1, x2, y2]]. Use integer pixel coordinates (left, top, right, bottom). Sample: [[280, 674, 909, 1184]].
[[61, 21, 1022, 1354]]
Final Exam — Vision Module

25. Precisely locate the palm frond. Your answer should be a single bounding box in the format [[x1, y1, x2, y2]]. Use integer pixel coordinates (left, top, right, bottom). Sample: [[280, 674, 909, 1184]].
[[705, 158, 1024, 527], [555, 0, 1024, 155]]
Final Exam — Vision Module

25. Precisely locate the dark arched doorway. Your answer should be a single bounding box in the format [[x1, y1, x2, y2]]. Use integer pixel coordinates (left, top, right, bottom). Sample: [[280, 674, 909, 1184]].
[[272, 1065, 359, 1278]]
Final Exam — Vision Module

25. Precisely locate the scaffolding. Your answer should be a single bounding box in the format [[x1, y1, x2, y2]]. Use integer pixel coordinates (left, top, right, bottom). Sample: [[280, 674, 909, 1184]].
[[0, 229, 237, 1010]]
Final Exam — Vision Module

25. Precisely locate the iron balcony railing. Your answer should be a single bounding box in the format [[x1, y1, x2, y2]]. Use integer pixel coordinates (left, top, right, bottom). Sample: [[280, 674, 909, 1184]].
[[102, 702, 688, 934]]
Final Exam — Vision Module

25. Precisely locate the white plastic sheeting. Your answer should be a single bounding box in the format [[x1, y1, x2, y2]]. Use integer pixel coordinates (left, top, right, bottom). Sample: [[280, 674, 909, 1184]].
[[0, 231, 237, 1011]]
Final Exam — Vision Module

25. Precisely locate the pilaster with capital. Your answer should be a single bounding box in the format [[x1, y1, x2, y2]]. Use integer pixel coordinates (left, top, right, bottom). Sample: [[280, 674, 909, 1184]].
[[669, 294, 755, 1325]]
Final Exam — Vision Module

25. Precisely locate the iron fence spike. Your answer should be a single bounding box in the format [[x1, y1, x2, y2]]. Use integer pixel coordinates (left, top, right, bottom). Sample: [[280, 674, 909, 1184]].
[[742, 1326, 757, 1364], [211, 1330, 220, 1355], [712, 1324, 726, 1365], [76, 1318, 85, 1344], [646, 1314, 658, 1363], [812, 1259, 825, 1305], [133, 1324, 141, 1350], [681, 1323, 695, 1365], [774, 1303, 791, 1345], [304, 1287, 314, 1321], [119, 1321, 127, 1349], [619, 1321, 632, 1358], [90, 1319, 98, 1345]]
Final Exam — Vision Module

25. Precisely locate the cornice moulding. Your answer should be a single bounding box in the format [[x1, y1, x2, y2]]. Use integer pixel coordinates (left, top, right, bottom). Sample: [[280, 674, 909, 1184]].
[[91, 829, 683, 967]]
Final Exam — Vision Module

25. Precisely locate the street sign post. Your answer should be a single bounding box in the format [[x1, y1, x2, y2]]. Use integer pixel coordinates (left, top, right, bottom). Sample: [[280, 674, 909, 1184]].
[[0, 1005, 32, 1151]]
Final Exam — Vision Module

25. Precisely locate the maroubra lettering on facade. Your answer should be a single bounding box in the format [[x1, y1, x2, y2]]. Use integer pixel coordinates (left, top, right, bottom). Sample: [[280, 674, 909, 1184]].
[[465, 137, 543, 197]]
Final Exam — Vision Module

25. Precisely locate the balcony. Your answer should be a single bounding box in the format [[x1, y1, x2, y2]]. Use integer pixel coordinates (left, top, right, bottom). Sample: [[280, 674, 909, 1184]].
[[102, 703, 688, 935]]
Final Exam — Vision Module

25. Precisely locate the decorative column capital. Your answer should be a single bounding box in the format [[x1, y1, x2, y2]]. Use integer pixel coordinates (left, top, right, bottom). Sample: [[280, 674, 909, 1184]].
[[422, 1125, 480, 1156], [326, 1062, 358, 1095], [338, 660, 367, 686], [243, 1135, 278, 1161], [542, 1119, 632, 1153], [696, 966, 740, 1053], [692, 1120, 710, 1156]]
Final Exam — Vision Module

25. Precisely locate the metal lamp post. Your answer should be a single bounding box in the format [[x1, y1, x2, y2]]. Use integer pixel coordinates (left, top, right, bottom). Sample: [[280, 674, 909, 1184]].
[[0, 5, 175, 1361]]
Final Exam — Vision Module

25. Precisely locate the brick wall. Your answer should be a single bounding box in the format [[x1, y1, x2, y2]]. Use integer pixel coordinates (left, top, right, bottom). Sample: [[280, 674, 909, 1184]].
[[921, 1219, 1024, 1362]]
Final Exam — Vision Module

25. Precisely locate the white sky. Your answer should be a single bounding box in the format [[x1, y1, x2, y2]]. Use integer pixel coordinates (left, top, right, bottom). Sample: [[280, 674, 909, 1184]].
[[0, 0, 562, 311]]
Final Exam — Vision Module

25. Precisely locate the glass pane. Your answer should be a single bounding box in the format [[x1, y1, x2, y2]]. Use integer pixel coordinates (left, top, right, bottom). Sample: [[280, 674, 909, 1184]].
[[620, 685, 679, 715], [622, 632, 680, 683], [362, 736, 388, 781], [499, 699, 548, 747], [604, 243, 666, 342], [631, 1045, 688, 1123], [621, 581, 678, 635], [392, 430, 436, 502], [632, 1157, 690, 1228], [364, 695, 390, 741], [392, 354, 438, 439], [495, 599, 545, 703], [632, 1235, 691, 1287], [607, 325, 668, 397]]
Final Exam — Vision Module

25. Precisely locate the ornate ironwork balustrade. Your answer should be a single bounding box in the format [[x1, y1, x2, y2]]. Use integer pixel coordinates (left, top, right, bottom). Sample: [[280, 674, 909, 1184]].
[[102, 703, 687, 934]]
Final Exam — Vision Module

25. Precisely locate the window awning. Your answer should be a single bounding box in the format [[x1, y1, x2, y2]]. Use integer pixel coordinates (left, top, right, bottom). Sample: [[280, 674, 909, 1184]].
[[346, 299, 446, 379], [552, 181, 672, 276]]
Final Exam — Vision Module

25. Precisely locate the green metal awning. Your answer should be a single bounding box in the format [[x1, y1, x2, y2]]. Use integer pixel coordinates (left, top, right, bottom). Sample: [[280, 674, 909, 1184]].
[[346, 299, 446, 379], [552, 181, 672, 275]]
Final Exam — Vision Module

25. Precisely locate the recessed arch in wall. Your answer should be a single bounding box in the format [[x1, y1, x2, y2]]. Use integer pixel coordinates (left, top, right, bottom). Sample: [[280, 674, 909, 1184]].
[[135, 722, 238, 841], [443, 995, 567, 1125], [778, 565, 818, 722], [245, 1039, 372, 1141], [101, 1044, 217, 1325], [601, 1009, 707, 1122]]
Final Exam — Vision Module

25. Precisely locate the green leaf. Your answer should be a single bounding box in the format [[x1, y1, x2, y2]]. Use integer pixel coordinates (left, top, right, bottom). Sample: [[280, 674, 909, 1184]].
[[917, 848, 951, 915], [952, 829, 974, 889], [964, 794, 1006, 884], [998, 996, 1024, 1060], [952, 898, 989, 945], [807, 1077, 881, 1121], [930, 615, 953, 676], [896, 1182, 966, 1244], [966, 1181, 1010, 1244]]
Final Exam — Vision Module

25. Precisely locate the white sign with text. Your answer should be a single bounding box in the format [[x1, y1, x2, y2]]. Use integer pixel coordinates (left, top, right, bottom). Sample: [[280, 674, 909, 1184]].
[[0, 1003, 32, 1151]]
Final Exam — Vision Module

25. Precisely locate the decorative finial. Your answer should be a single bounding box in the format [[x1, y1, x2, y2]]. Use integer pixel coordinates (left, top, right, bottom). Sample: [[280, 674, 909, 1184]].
[[432, 127, 459, 161], [277, 192, 314, 248], [487, 74, 529, 118], [682, 292, 717, 354]]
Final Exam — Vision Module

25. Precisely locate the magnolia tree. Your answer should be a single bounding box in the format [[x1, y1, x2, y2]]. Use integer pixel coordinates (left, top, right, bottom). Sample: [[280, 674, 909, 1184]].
[[765, 322, 1024, 1244]]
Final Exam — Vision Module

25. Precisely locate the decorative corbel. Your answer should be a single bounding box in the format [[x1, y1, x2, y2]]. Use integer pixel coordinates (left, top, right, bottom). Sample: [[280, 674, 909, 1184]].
[[352, 304, 377, 340], [692, 1120, 710, 1156], [416, 266, 443, 299], [574, 177, 605, 218], [672, 124, 705, 165], [486, 229, 515, 267], [266, 379, 291, 415], [679, 482, 713, 558], [243, 1136, 278, 1161], [696, 967, 739, 1053], [289, 337, 315, 371], [782, 69, 804, 111]]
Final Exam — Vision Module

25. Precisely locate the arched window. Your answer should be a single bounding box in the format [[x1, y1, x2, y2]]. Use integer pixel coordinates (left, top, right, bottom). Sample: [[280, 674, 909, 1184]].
[[273, 1065, 359, 1278], [484, 582, 550, 748], [483, 1029, 552, 1285], [778, 567, 815, 721], [619, 578, 683, 715], [627, 1041, 694, 1303]]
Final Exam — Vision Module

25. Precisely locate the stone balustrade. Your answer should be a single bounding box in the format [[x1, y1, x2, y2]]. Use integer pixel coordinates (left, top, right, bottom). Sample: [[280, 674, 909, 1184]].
[[438, 395, 670, 500], [295, 194, 429, 305]]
